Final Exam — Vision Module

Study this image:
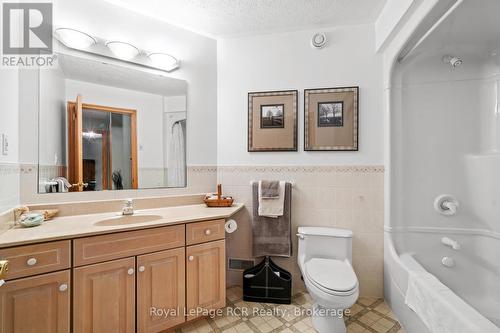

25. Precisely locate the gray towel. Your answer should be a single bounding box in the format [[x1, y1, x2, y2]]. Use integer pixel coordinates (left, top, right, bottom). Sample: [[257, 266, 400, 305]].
[[252, 182, 292, 258], [260, 180, 280, 198]]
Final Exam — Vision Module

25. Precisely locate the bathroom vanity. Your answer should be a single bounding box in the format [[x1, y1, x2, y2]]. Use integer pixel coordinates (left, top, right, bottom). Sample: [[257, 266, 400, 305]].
[[0, 201, 242, 333]]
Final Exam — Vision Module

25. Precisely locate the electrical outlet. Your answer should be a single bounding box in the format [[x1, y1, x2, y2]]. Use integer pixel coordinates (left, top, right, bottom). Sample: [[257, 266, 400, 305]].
[[1, 134, 8, 156]]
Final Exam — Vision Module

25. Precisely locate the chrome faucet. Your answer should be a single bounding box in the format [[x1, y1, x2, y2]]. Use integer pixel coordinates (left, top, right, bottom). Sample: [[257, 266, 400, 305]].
[[122, 199, 134, 215]]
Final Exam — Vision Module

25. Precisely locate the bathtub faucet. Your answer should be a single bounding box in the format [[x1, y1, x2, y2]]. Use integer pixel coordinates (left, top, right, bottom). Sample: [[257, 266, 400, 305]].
[[441, 237, 461, 250]]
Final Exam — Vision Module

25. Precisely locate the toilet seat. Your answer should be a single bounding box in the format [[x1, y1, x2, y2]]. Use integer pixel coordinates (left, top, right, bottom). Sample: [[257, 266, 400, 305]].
[[304, 258, 358, 296]]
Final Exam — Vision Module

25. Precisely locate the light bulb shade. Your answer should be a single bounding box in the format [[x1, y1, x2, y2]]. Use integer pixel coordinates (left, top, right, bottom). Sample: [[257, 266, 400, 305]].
[[55, 28, 96, 49], [106, 41, 140, 60], [148, 53, 179, 71]]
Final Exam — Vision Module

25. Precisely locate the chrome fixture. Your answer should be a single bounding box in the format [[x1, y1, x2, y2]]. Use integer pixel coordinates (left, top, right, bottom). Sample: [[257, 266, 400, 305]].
[[441, 257, 455, 268], [122, 199, 134, 216], [441, 237, 461, 250], [434, 194, 459, 216], [443, 55, 463, 68], [311, 33, 327, 49]]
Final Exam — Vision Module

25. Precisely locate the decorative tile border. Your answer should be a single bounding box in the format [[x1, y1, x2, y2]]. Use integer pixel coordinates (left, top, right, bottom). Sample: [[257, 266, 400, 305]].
[[0, 163, 21, 175], [218, 165, 384, 173], [12, 164, 382, 175], [188, 166, 218, 173]]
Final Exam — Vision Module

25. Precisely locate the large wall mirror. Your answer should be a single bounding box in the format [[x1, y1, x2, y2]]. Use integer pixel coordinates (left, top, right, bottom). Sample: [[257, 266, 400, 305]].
[[38, 53, 187, 193]]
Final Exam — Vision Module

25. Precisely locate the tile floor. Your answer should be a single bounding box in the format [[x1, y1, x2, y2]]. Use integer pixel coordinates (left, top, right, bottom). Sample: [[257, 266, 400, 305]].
[[174, 287, 406, 333]]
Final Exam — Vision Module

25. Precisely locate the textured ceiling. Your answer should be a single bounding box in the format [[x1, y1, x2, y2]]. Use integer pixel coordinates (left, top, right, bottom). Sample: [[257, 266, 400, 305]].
[[104, 0, 387, 38], [58, 54, 187, 96]]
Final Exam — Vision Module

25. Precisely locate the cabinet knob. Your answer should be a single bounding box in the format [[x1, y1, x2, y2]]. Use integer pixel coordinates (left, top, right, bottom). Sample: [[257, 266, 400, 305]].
[[205, 229, 211, 236], [188, 256, 194, 262], [127, 268, 134, 275], [59, 284, 68, 292], [26, 258, 37, 266], [138, 266, 145, 272]]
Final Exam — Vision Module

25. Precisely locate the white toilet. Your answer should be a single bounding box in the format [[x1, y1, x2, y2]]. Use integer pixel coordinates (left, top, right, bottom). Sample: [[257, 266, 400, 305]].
[[297, 227, 359, 333]]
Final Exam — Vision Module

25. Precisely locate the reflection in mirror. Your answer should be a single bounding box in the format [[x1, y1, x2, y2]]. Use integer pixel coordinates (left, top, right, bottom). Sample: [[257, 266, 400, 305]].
[[38, 53, 187, 193]]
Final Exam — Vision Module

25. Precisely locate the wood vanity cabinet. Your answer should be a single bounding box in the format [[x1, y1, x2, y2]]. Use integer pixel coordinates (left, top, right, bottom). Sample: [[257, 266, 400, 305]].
[[186, 240, 226, 320], [73, 257, 136, 333], [0, 219, 226, 333], [137, 248, 186, 332], [73, 221, 226, 333], [0, 270, 71, 333]]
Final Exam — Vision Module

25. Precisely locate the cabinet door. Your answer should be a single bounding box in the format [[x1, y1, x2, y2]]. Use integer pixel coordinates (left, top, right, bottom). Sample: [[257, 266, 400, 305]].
[[0, 270, 70, 333], [137, 248, 185, 333], [73, 257, 135, 333], [186, 240, 225, 320]]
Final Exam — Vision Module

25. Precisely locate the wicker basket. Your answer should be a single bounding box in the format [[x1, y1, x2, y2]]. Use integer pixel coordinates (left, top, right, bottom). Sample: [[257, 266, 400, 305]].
[[204, 184, 234, 207]]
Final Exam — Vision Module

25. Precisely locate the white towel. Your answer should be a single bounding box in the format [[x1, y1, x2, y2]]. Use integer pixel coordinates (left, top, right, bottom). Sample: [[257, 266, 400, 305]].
[[258, 180, 285, 218], [405, 270, 500, 333]]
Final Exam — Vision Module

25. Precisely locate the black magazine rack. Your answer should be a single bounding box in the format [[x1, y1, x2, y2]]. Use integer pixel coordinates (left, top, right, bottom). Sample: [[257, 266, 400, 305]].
[[243, 257, 292, 304]]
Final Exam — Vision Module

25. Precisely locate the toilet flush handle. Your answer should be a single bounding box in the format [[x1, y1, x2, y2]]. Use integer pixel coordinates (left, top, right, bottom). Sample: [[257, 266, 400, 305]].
[[296, 234, 305, 240]]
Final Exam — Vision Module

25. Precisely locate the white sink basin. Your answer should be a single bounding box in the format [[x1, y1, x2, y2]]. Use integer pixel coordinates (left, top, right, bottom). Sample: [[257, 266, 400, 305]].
[[94, 214, 163, 226]]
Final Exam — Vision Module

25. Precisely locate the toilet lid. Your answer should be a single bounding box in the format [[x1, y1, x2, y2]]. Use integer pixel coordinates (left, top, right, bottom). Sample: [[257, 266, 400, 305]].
[[305, 258, 358, 292]]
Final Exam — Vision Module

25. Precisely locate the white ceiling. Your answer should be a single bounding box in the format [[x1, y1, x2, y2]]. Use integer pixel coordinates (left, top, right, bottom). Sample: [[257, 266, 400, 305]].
[[104, 0, 387, 38], [58, 54, 187, 96]]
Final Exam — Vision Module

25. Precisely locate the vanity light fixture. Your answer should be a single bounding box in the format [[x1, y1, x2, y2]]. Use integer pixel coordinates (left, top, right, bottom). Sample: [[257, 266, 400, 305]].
[[148, 53, 179, 71], [54, 27, 180, 72], [54, 28, 96, 49], [105, 41, 140, 60]]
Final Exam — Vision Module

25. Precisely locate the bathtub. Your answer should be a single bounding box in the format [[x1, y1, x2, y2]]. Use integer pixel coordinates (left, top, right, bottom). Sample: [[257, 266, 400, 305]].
[[384, 229, 500, 332]]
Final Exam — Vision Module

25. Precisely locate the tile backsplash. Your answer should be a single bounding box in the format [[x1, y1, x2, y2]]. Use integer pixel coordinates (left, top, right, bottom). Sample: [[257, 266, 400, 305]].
[[219, 165, 384, 298], [0, 163, 20, 213]]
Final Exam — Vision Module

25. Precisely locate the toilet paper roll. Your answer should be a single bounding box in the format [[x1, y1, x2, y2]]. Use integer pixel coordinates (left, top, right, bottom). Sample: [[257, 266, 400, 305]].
[[225, 219, 238, 233]]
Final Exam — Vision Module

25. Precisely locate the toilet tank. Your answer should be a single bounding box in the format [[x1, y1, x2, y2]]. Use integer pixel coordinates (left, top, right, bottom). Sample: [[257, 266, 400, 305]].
[[297, 227, 353, 263]]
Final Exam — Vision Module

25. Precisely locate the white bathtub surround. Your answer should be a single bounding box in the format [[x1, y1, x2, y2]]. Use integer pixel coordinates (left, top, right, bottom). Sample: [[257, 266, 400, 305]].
[[220, 165, 384, 297], [404, 256, 500, 333]]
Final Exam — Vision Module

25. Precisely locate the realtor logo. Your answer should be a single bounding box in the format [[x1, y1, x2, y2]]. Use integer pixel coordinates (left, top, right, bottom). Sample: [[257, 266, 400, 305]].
[[2, 3, 53, 54]]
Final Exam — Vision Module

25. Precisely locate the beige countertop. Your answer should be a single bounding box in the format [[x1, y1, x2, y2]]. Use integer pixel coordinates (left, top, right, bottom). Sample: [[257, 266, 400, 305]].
[[0, 203, 244, 248]]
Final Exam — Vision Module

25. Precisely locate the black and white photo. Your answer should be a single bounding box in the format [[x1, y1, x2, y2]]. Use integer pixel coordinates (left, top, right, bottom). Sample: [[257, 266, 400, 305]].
[[260, 104, 284, 128], [317, 102, 343, 127]]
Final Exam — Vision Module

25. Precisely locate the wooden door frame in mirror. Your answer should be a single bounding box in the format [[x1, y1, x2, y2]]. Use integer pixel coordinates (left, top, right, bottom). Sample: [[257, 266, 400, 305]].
[[67, 101, 138, 190]]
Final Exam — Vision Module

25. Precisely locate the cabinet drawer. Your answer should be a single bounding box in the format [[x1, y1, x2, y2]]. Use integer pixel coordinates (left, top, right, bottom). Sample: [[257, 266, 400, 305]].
[[0, 240, 71, 280], [186, 219, 225, 245], [73, 225, 185, 266]]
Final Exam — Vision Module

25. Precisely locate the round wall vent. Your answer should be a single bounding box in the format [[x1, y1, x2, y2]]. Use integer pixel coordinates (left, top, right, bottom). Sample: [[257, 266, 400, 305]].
[[311, 33, 327, 49]]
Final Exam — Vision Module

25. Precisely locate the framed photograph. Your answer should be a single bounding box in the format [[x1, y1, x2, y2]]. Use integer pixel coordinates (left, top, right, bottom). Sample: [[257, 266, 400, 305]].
[[304, 87, 358, 151], [318, 101, 343, 127], [260, 104, 284, 128], [248, 90, 298, 152]]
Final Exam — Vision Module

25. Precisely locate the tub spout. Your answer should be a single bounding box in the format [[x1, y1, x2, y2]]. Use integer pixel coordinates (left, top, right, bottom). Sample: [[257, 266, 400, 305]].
[[441, 237, 461, 250]]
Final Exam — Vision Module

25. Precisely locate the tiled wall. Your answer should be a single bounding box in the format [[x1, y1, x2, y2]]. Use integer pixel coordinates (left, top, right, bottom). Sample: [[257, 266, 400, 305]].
[[0, 163, 20, 213], [219, 165, 385, 298]]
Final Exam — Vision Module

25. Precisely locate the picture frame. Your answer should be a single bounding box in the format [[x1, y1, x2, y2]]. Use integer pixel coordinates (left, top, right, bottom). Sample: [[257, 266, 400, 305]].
[[248, 90, 298, 152], [304, 87, 359, 151]]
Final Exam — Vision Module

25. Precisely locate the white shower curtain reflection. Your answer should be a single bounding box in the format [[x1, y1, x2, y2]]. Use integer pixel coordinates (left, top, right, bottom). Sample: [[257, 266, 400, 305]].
[[168, 120, 186, 186]]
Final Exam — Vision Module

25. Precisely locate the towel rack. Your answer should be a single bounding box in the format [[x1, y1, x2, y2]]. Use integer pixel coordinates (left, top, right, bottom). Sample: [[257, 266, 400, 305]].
[[250, 180, 295, 187]]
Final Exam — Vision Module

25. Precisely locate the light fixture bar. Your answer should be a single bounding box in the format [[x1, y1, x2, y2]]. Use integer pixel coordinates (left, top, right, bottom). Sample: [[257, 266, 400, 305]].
[[53, 27, 180, 72]]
